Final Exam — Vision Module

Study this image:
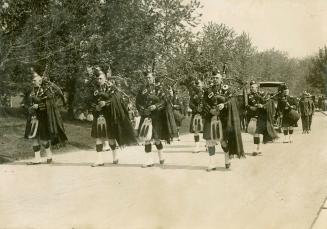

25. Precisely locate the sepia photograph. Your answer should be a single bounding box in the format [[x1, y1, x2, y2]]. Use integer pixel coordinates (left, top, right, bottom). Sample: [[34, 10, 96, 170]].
[[0, 0, 327, 228]]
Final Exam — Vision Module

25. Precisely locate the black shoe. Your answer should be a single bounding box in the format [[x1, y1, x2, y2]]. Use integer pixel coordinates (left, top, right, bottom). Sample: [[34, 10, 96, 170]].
[[141, 164, 155, 168], [225, 163, 231, 169], [206, 167, 217, 172], [159, 159, 165, 165], [91, 163, 104, 167], [27, 161, 42, 165], [252, 152, 258, 156], [113, 160, 119, 164], [46, 158, 53, 164]]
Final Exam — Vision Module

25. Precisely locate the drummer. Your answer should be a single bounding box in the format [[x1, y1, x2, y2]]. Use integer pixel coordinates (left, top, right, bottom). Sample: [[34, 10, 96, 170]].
[[277, 85, 299, 143]]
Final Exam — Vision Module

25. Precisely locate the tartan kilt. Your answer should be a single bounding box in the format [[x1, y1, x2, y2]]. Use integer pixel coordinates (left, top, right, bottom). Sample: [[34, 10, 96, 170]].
[[138, 110, 168, 140], [33, 110, 51, 141], [173, 109, 184, 127], [189, 113, 204, 133], [281, 113, 297, 128], [203, 114, 229, 141], [91, 109, 114, 139]]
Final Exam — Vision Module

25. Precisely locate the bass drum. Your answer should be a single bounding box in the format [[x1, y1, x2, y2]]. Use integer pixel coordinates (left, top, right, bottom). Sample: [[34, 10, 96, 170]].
[[287, 110, 300, 123]]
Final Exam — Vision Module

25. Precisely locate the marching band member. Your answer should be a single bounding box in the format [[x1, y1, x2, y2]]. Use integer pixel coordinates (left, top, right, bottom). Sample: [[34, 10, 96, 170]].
[[88, 68, 137, 166], [277, 85, 299, 143], [202, 70, 244, 171], [26, 70, 68, 165], [246, 81, 278, 155], [171, 88, 184, 141], [189, 79, 204, 153], [136, 72, 177, 168]]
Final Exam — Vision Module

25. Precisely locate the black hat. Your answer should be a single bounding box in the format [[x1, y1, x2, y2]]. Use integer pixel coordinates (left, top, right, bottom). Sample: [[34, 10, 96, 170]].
[[278, 84, 288, 92], [250, 80, 256, 86]]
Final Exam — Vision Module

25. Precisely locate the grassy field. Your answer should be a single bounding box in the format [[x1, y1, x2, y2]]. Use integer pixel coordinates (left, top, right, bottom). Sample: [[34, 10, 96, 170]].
[[0, 110, 192, 163]]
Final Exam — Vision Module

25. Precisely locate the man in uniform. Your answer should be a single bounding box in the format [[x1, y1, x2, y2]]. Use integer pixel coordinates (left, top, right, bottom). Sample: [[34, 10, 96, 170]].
[[136, 72, 177, 168], [202, 70, 244, 171], [247, 81, 266, 156], [299, 92, 310, 134], [277, 85, 298, 143], [189, 78, 204, 153], [308, 93, 315, 133], [247, 81, 279, 155], [171, 88, 184, 141], [26, 70, 68, 165], [88, 68, 137, 166]]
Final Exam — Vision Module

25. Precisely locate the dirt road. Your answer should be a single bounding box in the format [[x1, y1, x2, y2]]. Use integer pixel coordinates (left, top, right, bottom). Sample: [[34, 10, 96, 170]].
[[1, 113, 327, 229]]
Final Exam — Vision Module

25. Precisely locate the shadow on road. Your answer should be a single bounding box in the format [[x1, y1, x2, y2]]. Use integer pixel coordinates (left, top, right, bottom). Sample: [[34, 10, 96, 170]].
[[5, 161, 230, 172]]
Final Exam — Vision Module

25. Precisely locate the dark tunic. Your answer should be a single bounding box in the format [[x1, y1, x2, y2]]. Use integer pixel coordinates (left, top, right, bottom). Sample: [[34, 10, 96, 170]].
[[278, 95, 298, 128], [299, 97, 310, 131], [189, 88, 204, 133], [172, 94, 184, 127], [247, 92, 267, 135], [89, 83, 137, 146], [27, 82, 68, 145], [308, 97, 315, 130], [202, 84, 245, 157], [136, 84, 177, 142]]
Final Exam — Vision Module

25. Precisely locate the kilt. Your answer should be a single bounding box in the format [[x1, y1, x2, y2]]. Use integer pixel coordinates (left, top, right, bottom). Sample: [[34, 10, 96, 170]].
[[203, 115, 228, 140], [281, 113, 297, 128], [34, 110, 51, 141], [138, 110, 163, 140], [91, 110, 115, 139], [189, 113, 203, 133], [255, 116, 266, 135], [173, 109, 184, 127]]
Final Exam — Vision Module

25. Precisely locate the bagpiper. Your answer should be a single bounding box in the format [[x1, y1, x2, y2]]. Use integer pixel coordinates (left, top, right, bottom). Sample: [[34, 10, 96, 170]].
[[247, 81, 278, 156], [88, 67, 137, 167], [188, 78, 204, 153], [26, 69, 68, 165], [202, 70, 244, 171], [277, 84, 299, 143], [136, 72, 177, 168], [171, 88, 184, 141]]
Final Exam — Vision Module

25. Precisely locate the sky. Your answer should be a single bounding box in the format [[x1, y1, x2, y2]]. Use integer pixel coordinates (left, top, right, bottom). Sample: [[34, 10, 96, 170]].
[[196, 0, 327, 58]]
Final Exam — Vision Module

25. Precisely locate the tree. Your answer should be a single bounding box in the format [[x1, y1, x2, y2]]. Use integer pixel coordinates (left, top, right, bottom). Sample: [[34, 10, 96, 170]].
[[307, 46, 327, 95]]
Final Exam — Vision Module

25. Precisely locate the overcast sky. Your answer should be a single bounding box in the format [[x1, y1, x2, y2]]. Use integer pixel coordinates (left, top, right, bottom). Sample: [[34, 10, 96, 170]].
[[196, 0, 327, 58]]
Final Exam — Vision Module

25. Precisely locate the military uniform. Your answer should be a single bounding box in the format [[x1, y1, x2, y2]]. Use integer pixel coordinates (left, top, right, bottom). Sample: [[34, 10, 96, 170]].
[[299, 94, 310, 133], [89, 80, 137, 166], [308, 95, 315, 132], [202, 82, 244, 170], [247, 89, 266, 155], [26, 80, 68, 165], [277, 87, 298, 143], [189, 86, 204, 153], [136, 80, 177, 167], [171, 91, 184, 140]]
